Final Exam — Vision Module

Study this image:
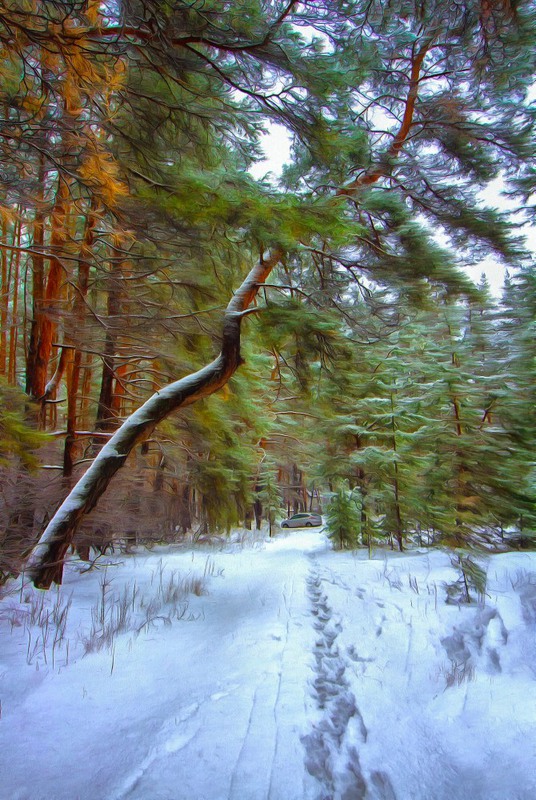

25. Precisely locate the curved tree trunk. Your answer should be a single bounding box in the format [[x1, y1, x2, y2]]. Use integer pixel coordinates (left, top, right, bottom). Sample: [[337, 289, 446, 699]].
[[26, 248, 283, 588]]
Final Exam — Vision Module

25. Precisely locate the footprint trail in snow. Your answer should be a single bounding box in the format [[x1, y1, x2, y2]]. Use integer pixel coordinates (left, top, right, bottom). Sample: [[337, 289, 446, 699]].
[[302, 557, 396, 800]]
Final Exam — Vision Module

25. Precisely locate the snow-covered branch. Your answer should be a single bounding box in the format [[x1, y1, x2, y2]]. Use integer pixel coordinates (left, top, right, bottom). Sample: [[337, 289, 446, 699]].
[[26, 248, 283, 588]]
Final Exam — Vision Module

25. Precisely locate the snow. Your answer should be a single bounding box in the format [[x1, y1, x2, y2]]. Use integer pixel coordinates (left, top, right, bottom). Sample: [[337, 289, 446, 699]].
[[2, 531, 536, 800]]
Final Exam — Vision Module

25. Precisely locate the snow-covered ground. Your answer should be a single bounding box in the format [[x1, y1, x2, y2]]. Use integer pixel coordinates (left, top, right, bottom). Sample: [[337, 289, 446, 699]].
[[1, 529, 536, 800]]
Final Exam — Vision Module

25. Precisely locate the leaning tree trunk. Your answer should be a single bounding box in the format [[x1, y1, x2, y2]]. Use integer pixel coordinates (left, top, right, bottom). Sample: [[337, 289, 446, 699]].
[[25, 248, 283, 588]]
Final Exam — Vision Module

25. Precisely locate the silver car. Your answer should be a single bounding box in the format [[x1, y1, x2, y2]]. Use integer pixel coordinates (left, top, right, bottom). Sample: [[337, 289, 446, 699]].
[[280, 512, 322, 529]]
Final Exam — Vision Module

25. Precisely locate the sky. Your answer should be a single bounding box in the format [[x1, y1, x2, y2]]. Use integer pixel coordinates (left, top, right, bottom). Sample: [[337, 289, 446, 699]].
[[251, 125, 534, 297]]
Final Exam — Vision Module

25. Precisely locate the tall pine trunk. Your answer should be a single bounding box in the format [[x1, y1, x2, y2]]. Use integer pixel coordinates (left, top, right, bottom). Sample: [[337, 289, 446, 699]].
[[25, 154, 46, 400], [63, 203, 98, 477], [94, 246, 126, 437], [7, 214, 22, 385], [27, 175, 71, 425]]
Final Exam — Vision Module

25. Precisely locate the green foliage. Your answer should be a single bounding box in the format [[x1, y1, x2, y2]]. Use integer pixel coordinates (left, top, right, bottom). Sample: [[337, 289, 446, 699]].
[[446, 553, 488, 604], [0, 380, 50, 470], [325, 486, 362, 550], [256, 459, 284, 536], [182, 377, 267, 532], [291, 277, 536, 550], [2, 0, 536, 560]]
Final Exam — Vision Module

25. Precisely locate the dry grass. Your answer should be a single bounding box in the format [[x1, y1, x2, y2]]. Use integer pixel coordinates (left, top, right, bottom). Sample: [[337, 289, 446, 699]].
[[1, 586, 73, 667], [82, 563, 209, 654], [1, 557, 213, 666]]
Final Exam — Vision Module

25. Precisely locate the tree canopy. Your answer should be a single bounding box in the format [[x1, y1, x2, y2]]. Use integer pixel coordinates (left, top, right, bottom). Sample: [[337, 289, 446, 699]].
[[0, 0, 534, 586]]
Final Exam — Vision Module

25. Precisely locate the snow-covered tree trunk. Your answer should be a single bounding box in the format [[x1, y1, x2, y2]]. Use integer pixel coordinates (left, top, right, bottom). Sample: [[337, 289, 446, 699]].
[[26, 249, 283, 588]]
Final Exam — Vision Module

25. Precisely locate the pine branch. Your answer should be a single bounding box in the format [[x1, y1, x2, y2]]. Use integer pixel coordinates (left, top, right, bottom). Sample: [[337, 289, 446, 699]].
[[337, 39, 433, 197]]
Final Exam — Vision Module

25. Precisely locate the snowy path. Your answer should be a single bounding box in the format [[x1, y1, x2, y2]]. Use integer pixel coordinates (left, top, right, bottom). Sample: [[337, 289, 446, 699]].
[[1, 533, 322, 800], [2, 531, 536, 800], [107, 537, 319, 800], [302, 555, 396, 800]]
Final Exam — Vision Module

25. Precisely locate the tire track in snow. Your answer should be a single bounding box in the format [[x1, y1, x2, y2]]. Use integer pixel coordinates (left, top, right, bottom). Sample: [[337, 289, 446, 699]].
[[228, 675, 279, 800], [229, 575, 300, 800], [108, 701, 202, 800], [109, 688, 237, 800], [302, 557, 396, 800]]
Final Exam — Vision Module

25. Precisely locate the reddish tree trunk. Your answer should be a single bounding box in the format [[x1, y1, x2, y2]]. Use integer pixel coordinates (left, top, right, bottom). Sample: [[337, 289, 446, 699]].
[[0, 218, 8, 374], [8, 215, 22, 385], [63, 205, 98, 476], [26, 175, 71, 425], [26, 248, 283, 587], [25, 157, 46, 397]]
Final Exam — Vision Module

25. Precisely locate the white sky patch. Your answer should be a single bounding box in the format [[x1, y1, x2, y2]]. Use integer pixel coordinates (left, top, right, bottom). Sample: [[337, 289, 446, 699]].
[[249, 123, 292, 181], [250, 125, 533, 297], [464, 257, 507, 295]]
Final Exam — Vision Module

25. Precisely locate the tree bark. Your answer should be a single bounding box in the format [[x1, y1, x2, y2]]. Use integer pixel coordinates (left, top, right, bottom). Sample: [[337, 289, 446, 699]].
[[0, 217, 8, 374], [26, 248, 283, 587], [94, 253, 123, 435], [25, 154, 46, 397], [177, 482, 192, 535], [7, 214, 22, 385], [337, 39, 431, 197], [63, 203, 98, 477], [27, 175, 71, 424]]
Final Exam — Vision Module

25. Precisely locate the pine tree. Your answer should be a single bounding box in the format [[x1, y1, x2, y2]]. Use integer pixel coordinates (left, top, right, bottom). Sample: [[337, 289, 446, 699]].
[[326, 487, 362, 550], [6, 0, 533, 586], [256, 459, 284, 537], [492, 267, 536, 542]]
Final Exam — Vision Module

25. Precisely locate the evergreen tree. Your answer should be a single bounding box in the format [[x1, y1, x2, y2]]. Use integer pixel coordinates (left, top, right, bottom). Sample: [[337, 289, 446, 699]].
[[326, 487, 362, 550], [492, 267, 536, 541], [256, 458, 284, 537], [3, 0, 532, 586]]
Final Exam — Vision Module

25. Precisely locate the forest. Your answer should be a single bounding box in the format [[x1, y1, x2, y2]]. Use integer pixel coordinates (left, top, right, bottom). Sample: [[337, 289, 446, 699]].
[[0, 0, 535, 588]]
